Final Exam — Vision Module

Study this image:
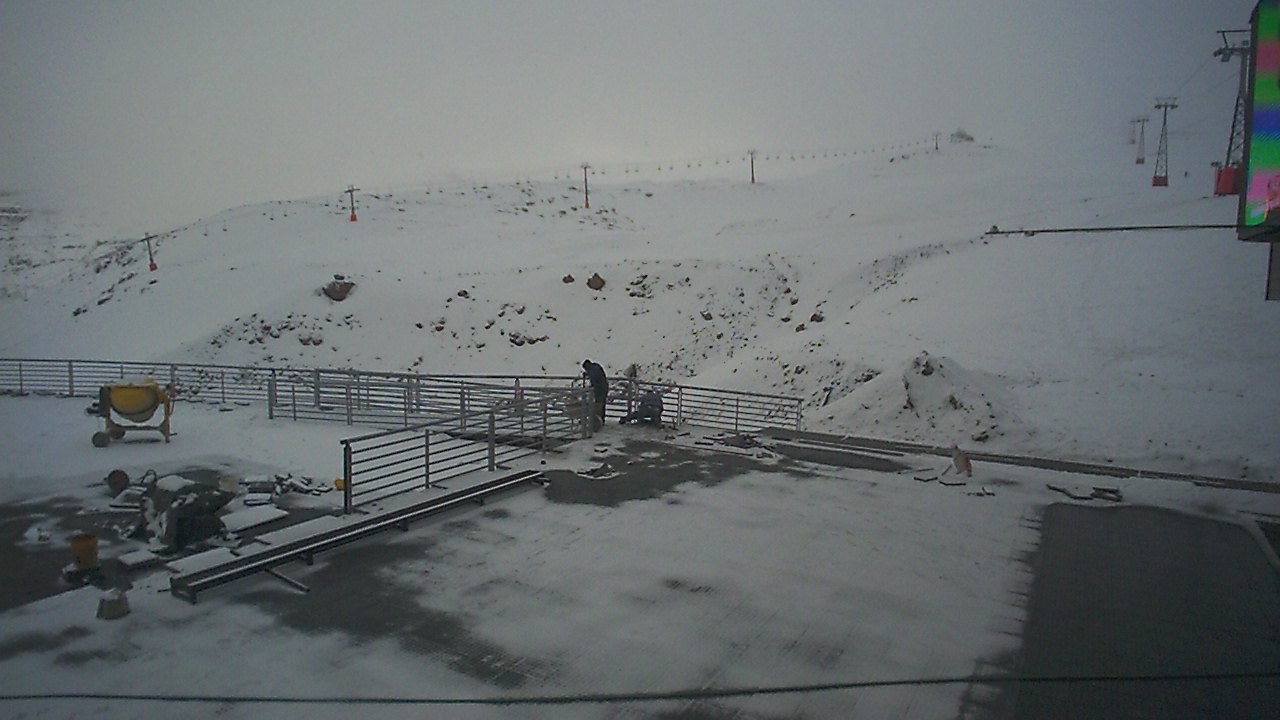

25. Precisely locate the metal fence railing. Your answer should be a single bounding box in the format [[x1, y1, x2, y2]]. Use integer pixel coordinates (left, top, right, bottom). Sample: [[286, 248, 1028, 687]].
[[0, 358, 803, 510], [266, 370, 576, 429], [0, 359, 803, 434], [339, 388, 591, 512], [623, 380, 802, 434], [0, 358, 276, 406], [486, 375, 804, 436]]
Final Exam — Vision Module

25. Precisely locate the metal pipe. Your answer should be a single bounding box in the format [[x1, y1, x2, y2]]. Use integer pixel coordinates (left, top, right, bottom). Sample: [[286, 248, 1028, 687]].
[[487, 411, 497, 471], [540, 399, 548, 452], [424, 430, 432, 489], [342, 443, 353, 514]]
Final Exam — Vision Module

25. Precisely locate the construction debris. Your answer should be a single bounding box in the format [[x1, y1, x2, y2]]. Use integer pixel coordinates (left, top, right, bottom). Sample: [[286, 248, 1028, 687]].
[[96, 589, 130, 620]]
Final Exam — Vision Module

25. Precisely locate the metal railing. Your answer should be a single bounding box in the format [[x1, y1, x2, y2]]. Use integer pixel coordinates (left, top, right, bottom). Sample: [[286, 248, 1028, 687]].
[[265, 370, 584, 430], [338, 388, 590, 512], [0, 359, 803, 434], [0, 358, 803, 510], [0, 358, 276, 406], [621, 380, 802, 433]]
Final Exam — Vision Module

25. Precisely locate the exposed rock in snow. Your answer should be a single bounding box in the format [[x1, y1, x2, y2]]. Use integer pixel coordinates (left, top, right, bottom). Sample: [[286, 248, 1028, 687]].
[[322, 276, 355, 301]]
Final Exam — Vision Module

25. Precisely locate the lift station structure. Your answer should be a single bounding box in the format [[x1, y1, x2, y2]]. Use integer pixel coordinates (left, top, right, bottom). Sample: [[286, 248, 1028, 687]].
[[1215, 30, 1252, 195]]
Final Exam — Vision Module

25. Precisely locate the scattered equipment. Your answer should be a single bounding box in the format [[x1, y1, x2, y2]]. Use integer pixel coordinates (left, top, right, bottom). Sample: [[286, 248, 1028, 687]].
[[91, 378, 174, 447]]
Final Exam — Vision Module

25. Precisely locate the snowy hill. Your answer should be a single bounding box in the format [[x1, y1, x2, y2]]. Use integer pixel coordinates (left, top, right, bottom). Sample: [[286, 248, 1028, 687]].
[[2, 138, 1277, 482]]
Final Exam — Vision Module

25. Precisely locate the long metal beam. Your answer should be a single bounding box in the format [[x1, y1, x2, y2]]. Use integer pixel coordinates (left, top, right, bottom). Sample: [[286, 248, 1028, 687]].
[[984, 223, 1237, 237], [169, 469, 544, 603]]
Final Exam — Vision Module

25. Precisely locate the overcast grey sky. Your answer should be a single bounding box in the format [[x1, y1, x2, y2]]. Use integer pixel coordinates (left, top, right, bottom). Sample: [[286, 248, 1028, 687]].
[[0, 1, 1257, 236]]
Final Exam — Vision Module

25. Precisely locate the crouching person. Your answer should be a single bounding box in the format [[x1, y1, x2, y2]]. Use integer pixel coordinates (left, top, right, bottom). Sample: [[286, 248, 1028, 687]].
[[620, 390, 664, 427]]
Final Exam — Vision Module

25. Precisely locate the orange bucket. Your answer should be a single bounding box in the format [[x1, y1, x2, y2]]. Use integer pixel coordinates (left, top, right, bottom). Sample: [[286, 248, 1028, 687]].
[[70, 533, 99, 570]]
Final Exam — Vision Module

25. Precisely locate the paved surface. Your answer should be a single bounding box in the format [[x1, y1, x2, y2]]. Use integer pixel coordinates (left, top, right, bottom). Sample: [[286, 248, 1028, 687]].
[[972, 504, 1280, 719], [1, 428, 1278, 719], [0, 498, 119, 613], [0, 467, 332, 613], [765, 428, 1280, 495]]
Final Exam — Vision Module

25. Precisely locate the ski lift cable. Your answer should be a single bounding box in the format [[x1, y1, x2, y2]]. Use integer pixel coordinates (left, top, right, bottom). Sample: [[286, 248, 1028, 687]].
[[1172, 54, 1215, 96]]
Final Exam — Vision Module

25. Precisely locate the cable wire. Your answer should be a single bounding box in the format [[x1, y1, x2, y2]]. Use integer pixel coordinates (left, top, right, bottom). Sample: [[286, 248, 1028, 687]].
[[1, 670, 1276, 706], [1173, 54, 1215, 96]]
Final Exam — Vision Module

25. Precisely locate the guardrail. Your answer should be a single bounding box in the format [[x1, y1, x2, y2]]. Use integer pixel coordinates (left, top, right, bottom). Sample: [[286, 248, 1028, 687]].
[[0, 358, 803, 509], [624, 380, 801, 433], [264, 370, 580, 430], [0, 359, 803, 434], [0, 358, 274, 405], [338, 387, 590, 512]]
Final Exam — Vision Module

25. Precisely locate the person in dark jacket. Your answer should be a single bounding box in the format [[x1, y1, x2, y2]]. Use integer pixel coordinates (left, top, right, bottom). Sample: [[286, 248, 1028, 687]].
[[581, 359, 608, 426], [620, 390, 663, 426]]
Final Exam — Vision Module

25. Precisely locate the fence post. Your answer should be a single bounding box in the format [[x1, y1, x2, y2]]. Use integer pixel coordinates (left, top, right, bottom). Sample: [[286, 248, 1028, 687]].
[[342, 442, 353, 514], [677, 386, 685, 426], [734, 397, 741, 432], [795, 399, 803, 431], [17, 361, 24, 395], [67, 360, 74, 397], [345, 384, 353, 425], [516, 380, 526, 436], [291, 382, 298, 421], [169, 364, 177, 390], [460, 387, 468, 432], [313, 369, 321, 408], [220, 371, 227, 404], [268, 373, 276, 420], [540, 399, 548, 452], [487, 411, 497, 471], [424, 430, 432, 489]]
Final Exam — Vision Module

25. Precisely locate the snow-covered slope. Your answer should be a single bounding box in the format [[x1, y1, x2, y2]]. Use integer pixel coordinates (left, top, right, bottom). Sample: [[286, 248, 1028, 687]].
[[2, 138, 1277, 481]]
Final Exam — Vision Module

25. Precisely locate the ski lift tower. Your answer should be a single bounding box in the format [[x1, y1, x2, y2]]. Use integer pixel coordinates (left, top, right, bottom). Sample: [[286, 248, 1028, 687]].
[[1214, 29, 1252, 195], [1152, 98, 1178, 186]]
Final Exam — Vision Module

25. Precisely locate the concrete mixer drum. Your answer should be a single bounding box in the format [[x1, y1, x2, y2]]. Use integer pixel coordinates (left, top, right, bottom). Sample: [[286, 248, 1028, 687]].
[[91, 379, 174, 447]]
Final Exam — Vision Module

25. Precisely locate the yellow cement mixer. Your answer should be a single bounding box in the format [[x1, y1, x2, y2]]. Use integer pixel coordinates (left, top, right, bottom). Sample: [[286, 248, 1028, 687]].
[[91, 378, 174, 447]]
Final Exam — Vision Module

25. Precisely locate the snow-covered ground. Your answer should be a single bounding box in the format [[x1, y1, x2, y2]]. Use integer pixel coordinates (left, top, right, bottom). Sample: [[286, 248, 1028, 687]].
[[1, 130, 1279, 718], [3, 134, 1277, 480], [0, 393, 1276, 720]]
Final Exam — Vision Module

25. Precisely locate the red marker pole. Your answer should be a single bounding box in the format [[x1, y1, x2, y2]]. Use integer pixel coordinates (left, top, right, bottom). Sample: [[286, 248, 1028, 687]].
[[346, 185, 359, 221], [145, 234, 157, 271], [581, 163, 590, 209]]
